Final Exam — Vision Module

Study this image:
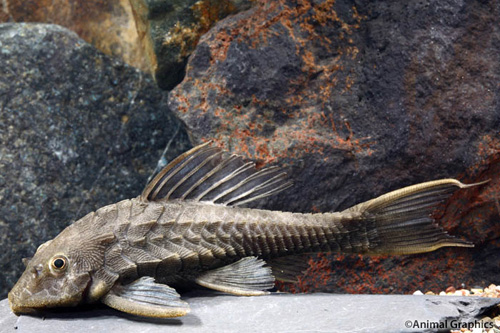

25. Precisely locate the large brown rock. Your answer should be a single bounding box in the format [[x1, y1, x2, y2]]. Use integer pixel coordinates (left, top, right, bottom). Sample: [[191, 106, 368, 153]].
[[169, 0, 500, 293], [0, 0, 147, 71]]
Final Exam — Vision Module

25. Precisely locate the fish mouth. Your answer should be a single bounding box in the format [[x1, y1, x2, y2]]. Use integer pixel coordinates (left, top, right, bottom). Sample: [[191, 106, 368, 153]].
[[8, 291, 69, 316], [9, 304, 39, 316], [8, 289, 40, 316], [8, 297, 37, 316]]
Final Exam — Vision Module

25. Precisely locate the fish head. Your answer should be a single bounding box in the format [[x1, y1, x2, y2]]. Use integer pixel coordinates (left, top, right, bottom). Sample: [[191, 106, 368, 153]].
[[8, 228, 95, 315]]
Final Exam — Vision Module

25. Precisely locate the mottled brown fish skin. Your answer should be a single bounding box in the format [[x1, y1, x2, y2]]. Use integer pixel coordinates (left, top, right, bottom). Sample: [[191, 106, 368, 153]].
[[54, 198, 370, 290], [7, 198, 357, 313]]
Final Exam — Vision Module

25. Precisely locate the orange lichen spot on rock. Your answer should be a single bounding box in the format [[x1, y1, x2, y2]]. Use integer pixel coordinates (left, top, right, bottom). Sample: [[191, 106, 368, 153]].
[[476, 134, 500, 168], [192, 0, 237, 33], [193, 97, 209, 114], [172, 92, 191, 114], [345, 45, 359, 60], [311, 0, 362, 36], [192, 79, 230, 114], [305, 109, 325, 128], [344, 75, 355, 92], [312, 0, 337, 26], [209, 28, 235, 63], [297, 253, 334, 291], [310, 205, 321, 213], [284, 95, 303, 110], [255, 142, 277, 165], [207, 80, 232, 95], [162, 22, 199, 60], [230, 1, 280, 48], [250, 94, 267, 106], [213, 107, 223, 117], [302, 49, 317, 74], [351, 5, 366, 24], [163, 0, 241, 62]]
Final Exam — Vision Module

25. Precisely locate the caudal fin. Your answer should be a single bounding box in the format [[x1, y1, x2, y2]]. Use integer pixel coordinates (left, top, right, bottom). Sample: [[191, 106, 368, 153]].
[[342, 178, 488, 255]]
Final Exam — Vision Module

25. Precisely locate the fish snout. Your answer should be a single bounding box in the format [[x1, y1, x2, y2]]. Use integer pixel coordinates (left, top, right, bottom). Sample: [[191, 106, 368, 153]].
[[8, 289, 25, 316], [8, 303, 38, 316], [8, 281, 36, 315]]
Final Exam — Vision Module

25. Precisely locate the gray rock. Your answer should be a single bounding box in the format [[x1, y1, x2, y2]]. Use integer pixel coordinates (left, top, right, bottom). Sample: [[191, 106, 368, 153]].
[[1, 293, 499, 333], [0, 23, 191, 299]]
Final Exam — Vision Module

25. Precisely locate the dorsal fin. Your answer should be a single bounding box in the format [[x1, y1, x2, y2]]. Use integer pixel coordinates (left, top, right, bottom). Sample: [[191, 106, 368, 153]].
[[141, 142, 292, 206]]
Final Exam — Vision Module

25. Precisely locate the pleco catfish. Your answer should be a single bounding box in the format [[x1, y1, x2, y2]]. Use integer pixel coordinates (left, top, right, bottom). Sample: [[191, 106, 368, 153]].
[[9, 142, 486, 318]]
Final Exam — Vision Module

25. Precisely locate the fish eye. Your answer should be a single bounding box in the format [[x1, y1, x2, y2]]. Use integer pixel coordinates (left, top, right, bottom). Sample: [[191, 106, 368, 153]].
[[50, 255, 67, 271]]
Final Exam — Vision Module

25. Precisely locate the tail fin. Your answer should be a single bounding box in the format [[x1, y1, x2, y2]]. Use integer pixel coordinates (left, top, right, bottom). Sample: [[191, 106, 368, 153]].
[[342, 178, 488, 255]]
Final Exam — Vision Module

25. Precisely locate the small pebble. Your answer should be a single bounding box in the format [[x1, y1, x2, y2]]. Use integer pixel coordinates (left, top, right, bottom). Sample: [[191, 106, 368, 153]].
[[416, 283, 500, 299], [446, 286, 456, 293], [413, 290, 423, 295], [456, 289, 470, 296]]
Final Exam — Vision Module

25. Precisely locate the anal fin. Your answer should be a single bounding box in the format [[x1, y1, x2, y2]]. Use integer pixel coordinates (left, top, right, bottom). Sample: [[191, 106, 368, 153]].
[[267, 255, 311, 282], [195, 257, 275, 296], [101, 277, 190, 318]]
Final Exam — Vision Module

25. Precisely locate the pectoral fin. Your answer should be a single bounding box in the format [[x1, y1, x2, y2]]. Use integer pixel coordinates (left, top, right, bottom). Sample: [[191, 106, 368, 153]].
[[101, 277, 190, 318], [195, 256, 275, 296]]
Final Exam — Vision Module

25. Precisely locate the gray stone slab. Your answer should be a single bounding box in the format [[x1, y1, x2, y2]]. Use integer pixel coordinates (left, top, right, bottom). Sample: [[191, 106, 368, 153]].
[[1, 293, 499, 333]]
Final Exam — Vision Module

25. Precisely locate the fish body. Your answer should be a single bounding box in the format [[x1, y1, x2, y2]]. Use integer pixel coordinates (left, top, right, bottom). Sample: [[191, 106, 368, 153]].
[[8, 143, 484, 318]]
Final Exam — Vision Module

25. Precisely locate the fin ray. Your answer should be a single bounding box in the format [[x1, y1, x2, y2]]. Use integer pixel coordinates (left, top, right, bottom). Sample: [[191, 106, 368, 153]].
[[101, 277, 189, 318], [342, 179, 486, 255], [195, 257, 275, 296], [142, 143, 292, 206], [267, 255, 311, 282]]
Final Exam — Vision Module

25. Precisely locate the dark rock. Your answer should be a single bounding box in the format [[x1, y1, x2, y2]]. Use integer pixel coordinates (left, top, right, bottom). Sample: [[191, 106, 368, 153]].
[[2, 293, 499, 332], [129, 0, 253, 90], [0, 0, 147, 71], [168, 0, 500, 293], [0, 23, 191, 299]]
